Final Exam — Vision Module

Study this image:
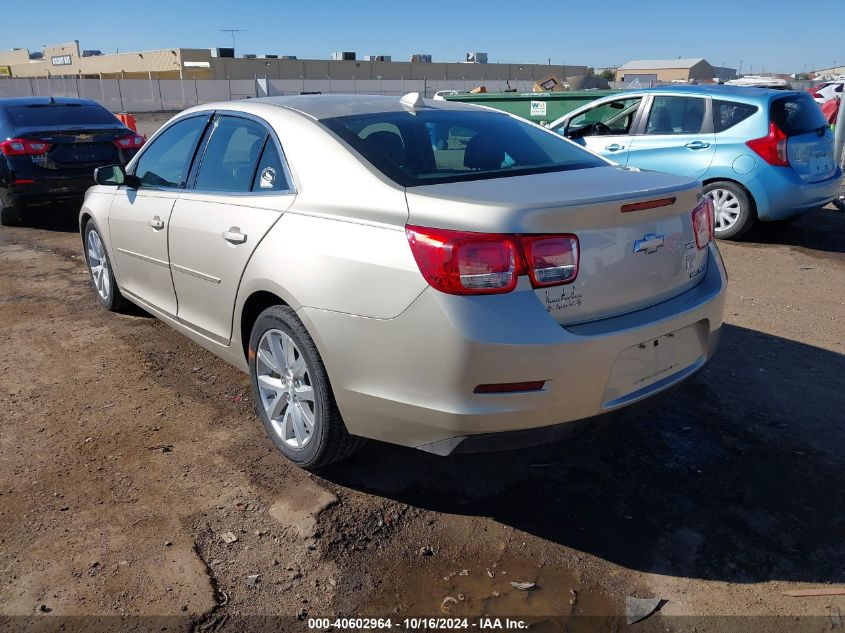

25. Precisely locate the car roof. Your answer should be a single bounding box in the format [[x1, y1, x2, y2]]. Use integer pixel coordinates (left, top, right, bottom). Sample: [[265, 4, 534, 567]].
[[635, 84, 804, 102], [250, 94, 482, 120], [0, 96, 102, 108]]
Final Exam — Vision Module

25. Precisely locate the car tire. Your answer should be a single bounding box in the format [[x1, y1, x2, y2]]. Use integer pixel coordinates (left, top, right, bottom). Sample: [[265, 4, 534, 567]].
[[0, 201, 21, 226], [83, 221, 127, 311], [703, 180, 755, 240], [248, 305, 365, 470]]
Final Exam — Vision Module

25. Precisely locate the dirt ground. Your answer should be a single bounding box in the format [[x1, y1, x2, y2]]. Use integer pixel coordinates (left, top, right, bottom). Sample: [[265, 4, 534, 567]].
[[1, 162, 844, 629]]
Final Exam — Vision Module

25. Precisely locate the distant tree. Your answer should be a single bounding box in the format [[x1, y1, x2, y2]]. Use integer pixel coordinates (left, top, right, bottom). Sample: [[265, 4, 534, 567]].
[[585, 67, 595, 76], [795, 72, 811, 80], [599, 69, 615, 81]]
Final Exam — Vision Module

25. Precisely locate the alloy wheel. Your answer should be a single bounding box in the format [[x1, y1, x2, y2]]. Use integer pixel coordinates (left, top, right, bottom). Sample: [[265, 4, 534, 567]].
[[87, 230, 111, 301], [708, 188, 742, 232], [255, 329, 316, 449]]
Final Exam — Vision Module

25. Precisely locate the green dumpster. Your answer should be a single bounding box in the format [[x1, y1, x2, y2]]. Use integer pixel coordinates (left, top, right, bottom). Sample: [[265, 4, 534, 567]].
[[443, 90, 619, 126]]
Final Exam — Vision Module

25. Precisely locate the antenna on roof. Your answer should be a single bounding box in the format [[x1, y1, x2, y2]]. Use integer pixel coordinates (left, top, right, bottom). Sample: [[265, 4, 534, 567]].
[[400, 92, 425, 111]]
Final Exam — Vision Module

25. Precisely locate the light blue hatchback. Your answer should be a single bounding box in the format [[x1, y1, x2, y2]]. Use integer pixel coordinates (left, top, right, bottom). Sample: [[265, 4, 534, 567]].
[[548, 85, 842, 238]]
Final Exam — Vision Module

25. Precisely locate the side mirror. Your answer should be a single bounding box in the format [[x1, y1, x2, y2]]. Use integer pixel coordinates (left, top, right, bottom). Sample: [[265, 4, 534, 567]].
[[95, 164, 141, 188]]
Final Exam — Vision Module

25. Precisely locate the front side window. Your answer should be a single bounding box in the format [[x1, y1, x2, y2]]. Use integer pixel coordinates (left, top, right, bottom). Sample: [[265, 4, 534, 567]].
[[195, 116, 268, 192], [645, 96, 707, 135], [134, 116, 207, 188], [323, 109, 605, 187], [563, 97, 643, 137]]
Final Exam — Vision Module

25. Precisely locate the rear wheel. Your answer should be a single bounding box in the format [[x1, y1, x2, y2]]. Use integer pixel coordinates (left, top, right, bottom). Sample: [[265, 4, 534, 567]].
[[83, 222, 127, 311], [0, 200, 21, 226], [703, 180, 755, 240], [248, 305, 364, 469]]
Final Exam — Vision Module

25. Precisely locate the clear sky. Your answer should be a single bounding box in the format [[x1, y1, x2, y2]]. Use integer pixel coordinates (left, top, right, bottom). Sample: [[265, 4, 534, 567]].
[[4, 0, 842, 73]]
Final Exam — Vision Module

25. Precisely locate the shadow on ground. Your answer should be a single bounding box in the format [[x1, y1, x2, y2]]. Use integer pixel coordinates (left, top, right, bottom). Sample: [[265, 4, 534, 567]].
[[744, 206, 845, 255], [15, 200, 81, 233], [321, 324, 845, 585]]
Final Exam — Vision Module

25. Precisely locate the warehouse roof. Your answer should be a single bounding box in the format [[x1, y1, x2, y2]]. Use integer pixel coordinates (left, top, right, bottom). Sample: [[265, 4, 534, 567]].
[[619, 58, 707, 70]]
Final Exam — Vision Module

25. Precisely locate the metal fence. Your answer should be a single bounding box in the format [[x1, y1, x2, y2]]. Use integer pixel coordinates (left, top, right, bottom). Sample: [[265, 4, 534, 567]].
[[0, 77, 539, 112]]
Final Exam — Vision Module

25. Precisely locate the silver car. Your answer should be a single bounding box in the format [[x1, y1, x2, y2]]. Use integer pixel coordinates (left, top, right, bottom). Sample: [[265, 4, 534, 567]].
[[80, 94, 727, 469]]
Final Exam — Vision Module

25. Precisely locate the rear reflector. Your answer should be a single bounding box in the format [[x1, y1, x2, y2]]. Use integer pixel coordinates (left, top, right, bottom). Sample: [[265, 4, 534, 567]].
[[12, 179, 34, 185], [621, 197, 676, 213], [474, 381, 546, 394]]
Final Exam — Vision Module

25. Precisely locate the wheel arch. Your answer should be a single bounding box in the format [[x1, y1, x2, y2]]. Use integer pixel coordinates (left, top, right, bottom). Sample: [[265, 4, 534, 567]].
[[701, 176, 758, 217]]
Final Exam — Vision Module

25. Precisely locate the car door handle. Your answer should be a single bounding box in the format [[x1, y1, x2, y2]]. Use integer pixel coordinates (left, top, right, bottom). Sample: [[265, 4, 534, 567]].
[[685, 141, 710, 150], [148, 216, 165, 230], [222, 228, 247, 245], [604, 144, 625, 151]]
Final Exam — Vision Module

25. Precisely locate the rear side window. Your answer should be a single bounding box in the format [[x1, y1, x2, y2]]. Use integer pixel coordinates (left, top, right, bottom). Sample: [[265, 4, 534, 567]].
[[771, 95, 827, 136], [644, 96, 706, 135], [252, 141, 290, 192], [322, 109, 605, 187], [195, 116, 267, 192], [713, 100, 758, 132], [134, 116, 207, 188], [6, 104, 119, 127]]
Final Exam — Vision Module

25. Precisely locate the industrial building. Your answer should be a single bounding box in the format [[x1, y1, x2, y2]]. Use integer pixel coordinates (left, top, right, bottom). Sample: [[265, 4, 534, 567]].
[[615, 58, 736, 83], [0, 41, 586, 83]]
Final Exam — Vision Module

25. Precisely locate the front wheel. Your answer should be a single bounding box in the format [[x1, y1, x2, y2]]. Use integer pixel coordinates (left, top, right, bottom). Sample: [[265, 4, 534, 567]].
[[703, 181, 755, 240], [248, 305, 364, 469]]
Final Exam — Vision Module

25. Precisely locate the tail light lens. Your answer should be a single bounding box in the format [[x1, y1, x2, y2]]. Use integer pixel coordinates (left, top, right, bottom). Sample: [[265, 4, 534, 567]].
[[406, 225, 580, 295], [114, 134, 145, 150], [746, 122, 789, 166], [406, 226, 519, 294], [692, 197, 714, 249], [520, 235, 579, 287], [0, 138, 51, 156]]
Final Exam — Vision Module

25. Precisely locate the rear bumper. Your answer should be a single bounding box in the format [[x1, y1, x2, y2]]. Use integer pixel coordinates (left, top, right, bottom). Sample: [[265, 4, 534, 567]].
[[747, 165, 842, 221], [299, 242, 728, 454]]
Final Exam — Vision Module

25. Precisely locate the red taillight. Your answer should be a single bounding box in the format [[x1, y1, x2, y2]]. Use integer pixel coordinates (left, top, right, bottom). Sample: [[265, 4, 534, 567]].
[[405, 225, 519, 295], [0, 138, 51, 156], [746, 121, 789, 166], [406, 225, 580, 295], [114, 134, 145, 150], [692, 197, 714, 249], [520, 234, 579, 287]]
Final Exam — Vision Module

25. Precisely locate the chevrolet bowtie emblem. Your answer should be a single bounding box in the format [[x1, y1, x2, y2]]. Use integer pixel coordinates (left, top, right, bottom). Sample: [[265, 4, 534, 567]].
[[633, 233, 665, 254]]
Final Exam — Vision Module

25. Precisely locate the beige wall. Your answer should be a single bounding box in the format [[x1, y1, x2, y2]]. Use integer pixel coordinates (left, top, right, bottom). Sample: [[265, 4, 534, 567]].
[[0, 44, 584, 83], [615, 61, 715, 83]]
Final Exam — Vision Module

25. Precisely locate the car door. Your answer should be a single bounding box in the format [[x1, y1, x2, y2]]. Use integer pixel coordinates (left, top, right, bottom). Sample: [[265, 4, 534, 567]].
[[107, 114, 210, 315], [626, 95, 716, 179], [167, 114, 295, 343], [552, 96, 645, 166]]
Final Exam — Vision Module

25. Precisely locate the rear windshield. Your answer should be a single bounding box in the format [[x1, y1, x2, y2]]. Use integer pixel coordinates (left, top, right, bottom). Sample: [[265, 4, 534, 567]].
[[321, 109, 605, 187], [770, 95, 827, 136], [6, 104, 120, 128]]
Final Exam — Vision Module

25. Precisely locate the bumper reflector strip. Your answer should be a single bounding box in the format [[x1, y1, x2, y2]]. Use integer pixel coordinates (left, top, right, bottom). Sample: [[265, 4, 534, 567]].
[[474, 381, 546, 394]]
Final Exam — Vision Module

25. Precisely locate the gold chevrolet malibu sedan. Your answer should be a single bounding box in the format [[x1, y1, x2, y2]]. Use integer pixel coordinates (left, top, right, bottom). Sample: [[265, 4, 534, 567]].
[[80, 94, 727, 469]]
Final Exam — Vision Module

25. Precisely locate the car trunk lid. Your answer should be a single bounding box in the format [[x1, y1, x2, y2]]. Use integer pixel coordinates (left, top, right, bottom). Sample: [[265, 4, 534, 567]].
[[404, 166, 708, 325], [771, 94, 837, 183], [14, 125, 127, 169]]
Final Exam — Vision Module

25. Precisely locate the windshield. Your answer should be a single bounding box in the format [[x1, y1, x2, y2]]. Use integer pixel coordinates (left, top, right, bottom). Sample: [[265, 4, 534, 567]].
[[7, 104, 120, 128], [321, 109, 605, 187]]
